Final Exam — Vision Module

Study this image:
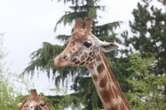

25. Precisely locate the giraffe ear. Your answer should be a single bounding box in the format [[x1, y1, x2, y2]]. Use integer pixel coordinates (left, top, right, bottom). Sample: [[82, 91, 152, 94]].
[[92, 35, 118, 52], [17, 103, 23, 107], [99, 41, 118, 53], [84, 17, 92, 31], [100, 42, 118, 52], [74, 18, 82, 30]]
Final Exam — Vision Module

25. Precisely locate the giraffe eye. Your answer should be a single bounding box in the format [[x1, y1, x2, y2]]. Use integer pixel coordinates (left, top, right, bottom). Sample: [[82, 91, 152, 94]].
[[83, 41, 92, 48]]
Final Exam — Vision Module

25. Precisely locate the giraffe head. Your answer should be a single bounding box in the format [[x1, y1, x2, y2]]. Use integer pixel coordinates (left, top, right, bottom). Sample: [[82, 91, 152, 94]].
[[54, 18, 118, 67], [21, 100, 48, 110], [19, 89, 51, 110]]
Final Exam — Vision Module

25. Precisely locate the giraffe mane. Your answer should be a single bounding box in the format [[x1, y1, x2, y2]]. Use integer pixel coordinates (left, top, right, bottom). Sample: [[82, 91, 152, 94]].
[[100, 52, 131, 109]]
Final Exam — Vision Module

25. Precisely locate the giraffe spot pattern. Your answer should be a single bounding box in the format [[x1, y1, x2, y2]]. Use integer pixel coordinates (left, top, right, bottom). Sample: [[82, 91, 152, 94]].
[[88, 62, 94, 69], [99, 75, 107, 88], [72, 58, 80, 64], [108, 105, 118, 110], [92, 74, 98, 81], [96, 55, 101, 61], [100, 88, 110, 103], [80, 61, 85, 65], [80, 53, 87, 61], [97, 64, 105, 73], [86, 57, 91, 62]]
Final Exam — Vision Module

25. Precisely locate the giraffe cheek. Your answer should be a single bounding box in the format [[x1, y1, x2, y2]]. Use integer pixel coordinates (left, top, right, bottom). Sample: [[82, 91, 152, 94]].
[[54, 56, 71, 67]]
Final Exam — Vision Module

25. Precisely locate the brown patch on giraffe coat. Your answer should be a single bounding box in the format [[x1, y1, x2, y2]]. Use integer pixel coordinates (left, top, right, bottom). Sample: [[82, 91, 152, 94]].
[[89, 57, 94, 61], [86, 56, 91, 62], [80, 61, 85, 65], [100, 88, 110, 103], [97, 64, 105, 73], [92, 74, 98, 81], [120, 102, 126, 110], [96, 55, 101, 61], [108, 85, 115, 100], [80, 55, 85, 61], [80, 53, 88, 61], [70, 41, 75, 46], [108, 105, 119, 110], [88, 62, 94, 69], [99, 75, 107, 88]]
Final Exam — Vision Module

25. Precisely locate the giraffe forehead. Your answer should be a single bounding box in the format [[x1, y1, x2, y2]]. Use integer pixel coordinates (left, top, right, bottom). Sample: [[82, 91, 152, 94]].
[[72, 30, 85, 36], [71, 29, 94, 42], [65, 37, 94, 53], [29, 101, 38, 106]]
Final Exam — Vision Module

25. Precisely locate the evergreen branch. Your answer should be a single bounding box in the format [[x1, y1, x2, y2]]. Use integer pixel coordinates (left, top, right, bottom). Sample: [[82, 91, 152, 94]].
[[23, 42, 63, 75], [54, 11, 87, 31], [56, 34, 70, 41]]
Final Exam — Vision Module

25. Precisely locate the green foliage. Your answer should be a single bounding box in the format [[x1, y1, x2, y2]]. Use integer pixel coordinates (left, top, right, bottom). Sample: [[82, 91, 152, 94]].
[[0, 79, 18, 110], [123, 0, 166, 109], [24, 42, 63, 75], [127, 0, 166, 74], [112, 53, 166, 110], [47, 93, 84, 110], [0, 40, 19, 110], [94, 22, 121, 42]]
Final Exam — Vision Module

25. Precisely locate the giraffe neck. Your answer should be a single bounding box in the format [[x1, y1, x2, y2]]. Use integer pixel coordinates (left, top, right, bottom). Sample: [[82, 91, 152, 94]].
[[86, 52, 131, 110]]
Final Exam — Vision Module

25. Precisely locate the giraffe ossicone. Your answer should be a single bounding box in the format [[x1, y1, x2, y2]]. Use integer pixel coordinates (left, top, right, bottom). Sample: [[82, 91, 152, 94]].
[[54, 18, 131, 110]]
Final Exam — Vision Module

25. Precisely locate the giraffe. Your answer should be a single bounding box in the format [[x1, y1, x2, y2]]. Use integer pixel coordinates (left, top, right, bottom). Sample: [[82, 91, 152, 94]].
[[18, 89, 52, 110], [54, 18, 131, 110]]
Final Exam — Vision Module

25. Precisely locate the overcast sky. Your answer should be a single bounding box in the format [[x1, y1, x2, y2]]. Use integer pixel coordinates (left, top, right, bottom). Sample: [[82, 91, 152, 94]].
[[0, 0, 140, 95]]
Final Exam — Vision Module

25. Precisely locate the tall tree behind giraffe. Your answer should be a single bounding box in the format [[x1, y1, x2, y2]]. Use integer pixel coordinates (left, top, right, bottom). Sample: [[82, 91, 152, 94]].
[[121, 0, 166, 109], [24, 0, 122, 109]]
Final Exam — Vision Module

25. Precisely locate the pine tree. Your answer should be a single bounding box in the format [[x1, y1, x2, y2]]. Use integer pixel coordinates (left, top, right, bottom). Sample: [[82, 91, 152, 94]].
[[127, 0, 166, 74], [122, 0, 166, 109]]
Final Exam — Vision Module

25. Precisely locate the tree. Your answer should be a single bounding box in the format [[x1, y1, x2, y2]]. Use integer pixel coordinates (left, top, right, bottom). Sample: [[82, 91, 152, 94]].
[[127, 0, 166, 74], [0, 78, 19, 110], [0, 38, 18, 110], [125, 53, 166, 110], [122, 0, 166, 109], [24, 0, 121, 109]]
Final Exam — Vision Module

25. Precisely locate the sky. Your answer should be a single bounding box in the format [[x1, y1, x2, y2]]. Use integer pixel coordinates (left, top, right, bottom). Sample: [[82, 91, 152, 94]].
[[0, 0, 140, 95]]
